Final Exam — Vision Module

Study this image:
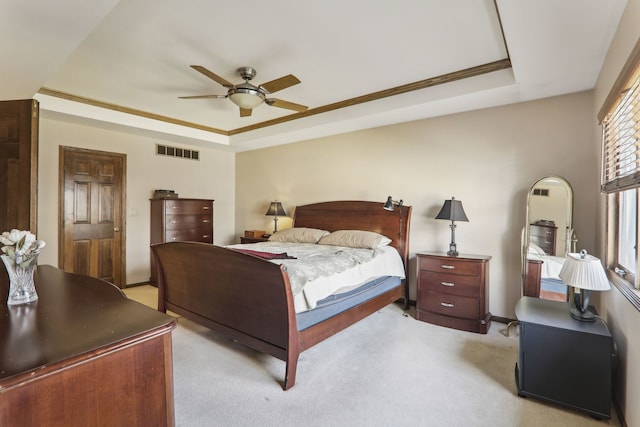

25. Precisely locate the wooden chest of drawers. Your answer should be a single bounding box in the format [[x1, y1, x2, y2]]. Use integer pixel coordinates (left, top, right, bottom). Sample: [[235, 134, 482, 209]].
[[529, 224, 557, 255], [416, 252, 491, 333], [150, 198, 214, 284]]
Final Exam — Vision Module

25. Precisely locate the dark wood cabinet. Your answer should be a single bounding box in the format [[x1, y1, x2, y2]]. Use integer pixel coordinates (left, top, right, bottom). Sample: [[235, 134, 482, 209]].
[[416, 252, 491, 333], [515, 297, 614, 419], [0, 99, 38, 233], [529, 223, 557, 255], [150, 198, 214, 284]]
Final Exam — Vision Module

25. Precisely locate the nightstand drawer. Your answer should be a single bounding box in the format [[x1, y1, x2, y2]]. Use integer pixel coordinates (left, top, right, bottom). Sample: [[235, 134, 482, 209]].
[[240, 236, 269, 244], [418, 256, 483, 277], [419, 291, 480, 319], [419, 272, 480, 298]]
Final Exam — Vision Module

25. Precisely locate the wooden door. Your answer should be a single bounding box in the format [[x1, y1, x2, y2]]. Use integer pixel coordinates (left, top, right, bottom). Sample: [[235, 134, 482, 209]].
[[59, 147, 126, 287], [0, 99, 38, 233]]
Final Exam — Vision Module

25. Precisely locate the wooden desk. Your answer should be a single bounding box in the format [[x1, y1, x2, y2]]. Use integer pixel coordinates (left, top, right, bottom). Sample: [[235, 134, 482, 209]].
[[0, 265, 177, 426]]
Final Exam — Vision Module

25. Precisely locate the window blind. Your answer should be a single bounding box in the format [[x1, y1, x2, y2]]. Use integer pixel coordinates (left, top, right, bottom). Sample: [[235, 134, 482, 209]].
[[602, 74, 640, 193]]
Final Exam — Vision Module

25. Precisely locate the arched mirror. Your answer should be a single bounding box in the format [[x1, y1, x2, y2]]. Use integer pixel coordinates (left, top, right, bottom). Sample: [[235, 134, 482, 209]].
[[522, 176, 575, 301]]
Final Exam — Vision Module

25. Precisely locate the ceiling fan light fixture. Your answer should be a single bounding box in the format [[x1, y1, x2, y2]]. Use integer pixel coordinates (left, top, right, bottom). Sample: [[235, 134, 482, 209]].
[[228, 87, 265, 109]]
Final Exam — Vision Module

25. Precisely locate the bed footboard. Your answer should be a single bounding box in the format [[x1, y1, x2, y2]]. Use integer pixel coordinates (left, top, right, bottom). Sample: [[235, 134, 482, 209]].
[[151, 241, 301, 386]]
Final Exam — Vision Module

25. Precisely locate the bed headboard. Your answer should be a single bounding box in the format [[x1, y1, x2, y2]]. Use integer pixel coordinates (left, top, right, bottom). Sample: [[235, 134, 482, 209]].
[[292, 200, 412, 270]]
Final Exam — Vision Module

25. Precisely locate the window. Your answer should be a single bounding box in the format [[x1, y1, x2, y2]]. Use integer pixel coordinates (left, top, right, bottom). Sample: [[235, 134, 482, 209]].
[[601, 39, 640, 308], [616, 189, 637, 281]]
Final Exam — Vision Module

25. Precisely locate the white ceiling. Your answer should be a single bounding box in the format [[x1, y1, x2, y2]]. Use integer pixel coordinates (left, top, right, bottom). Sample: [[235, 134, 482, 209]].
[[1, 0, 626, 152]]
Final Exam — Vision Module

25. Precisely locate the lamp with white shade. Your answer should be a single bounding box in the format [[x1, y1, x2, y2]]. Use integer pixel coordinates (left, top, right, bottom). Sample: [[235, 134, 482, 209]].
[[559, 250, 611, 322]]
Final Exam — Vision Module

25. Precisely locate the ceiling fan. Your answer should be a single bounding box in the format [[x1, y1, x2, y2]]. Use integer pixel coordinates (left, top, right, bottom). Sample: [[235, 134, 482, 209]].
[[179, 65, 308, 117]]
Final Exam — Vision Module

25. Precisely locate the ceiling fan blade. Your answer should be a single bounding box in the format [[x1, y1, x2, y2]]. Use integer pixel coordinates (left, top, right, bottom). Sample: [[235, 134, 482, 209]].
[[190, 65, 234, 88], [178, 94, 227, 99], [260, 74, 300, 94], [266, 98, 308, 112], [240, 107, 252, 117]]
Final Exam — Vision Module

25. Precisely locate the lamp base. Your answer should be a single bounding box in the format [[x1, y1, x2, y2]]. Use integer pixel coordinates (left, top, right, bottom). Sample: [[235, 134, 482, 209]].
[[570, 290, 595, 322], [447, 242, 458, 257], [570, 306, 596, 322]]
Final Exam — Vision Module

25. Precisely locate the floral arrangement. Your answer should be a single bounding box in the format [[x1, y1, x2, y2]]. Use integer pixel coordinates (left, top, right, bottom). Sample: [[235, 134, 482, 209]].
[[0, 229, 46, 268]]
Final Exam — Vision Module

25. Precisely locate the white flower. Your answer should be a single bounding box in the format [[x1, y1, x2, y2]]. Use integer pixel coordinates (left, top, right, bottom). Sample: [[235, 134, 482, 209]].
[[0, 229, 45, 267]]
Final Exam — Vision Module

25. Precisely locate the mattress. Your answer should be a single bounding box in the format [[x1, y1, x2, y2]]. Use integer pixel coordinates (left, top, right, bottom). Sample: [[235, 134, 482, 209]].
[[227, 242, 406, 312], [295, 275, 401, 331]]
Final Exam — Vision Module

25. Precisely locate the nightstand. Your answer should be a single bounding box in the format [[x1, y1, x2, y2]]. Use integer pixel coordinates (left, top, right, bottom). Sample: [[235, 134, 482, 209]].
[[416, 252, 491, 333], [515, 297, 614, 419], [240, 236, 270, 244]]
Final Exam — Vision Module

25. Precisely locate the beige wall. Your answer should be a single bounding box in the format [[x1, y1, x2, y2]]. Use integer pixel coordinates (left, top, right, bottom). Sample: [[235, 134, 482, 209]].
[[36, 112, 236, 284], [236, 90, 596, 319], [593, 0, 640, 424]]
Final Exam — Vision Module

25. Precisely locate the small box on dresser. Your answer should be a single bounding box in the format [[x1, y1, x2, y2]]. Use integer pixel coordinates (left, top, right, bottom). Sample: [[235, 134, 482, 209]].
[[416, 252, 491, 333]]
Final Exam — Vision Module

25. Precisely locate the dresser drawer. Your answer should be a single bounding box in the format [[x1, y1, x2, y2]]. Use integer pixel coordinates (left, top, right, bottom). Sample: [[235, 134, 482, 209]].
[[419, 291, 480, 319], [419, 271, 480, 298], [165, 214, 211, 230], [418, 256, 483, 277], [165, 229, 213, 243], [163, 199, 212, 214], [530, 225, 555, 237]]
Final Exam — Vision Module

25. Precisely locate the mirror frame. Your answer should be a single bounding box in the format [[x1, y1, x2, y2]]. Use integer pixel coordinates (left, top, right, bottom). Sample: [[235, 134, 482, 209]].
[[522, 175, 574, 297]]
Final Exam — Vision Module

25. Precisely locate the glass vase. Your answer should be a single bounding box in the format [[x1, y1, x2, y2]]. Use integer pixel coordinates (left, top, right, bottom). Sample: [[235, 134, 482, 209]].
[[1, 254, 39, 305]]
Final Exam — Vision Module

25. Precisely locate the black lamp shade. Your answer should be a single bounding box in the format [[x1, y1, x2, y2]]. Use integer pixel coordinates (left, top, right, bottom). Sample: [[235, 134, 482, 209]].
[[265, 201, 287, 217], [435, 198, 469, 222]]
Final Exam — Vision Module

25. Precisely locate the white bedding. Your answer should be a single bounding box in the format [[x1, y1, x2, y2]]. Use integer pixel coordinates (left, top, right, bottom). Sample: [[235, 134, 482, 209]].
[[527, 243, 565, 279], [226, 242, 406, 312]]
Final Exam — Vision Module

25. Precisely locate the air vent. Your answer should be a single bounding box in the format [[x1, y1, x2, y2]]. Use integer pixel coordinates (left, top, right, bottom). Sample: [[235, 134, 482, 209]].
[[533, 188, 549, 196], [156, 144, 199, 161]]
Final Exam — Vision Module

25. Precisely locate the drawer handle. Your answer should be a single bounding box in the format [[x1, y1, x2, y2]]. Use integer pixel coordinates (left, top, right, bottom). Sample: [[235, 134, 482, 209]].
[[202, 206, 210, 210], [171, 237, 177, 240], [440, 302, 454, 308], [441, 265, 455, 270], [441, 281, 455, 287], [202, 219, 210, 223], [171, 220, 177, 224], [202, 234, 211, 238]]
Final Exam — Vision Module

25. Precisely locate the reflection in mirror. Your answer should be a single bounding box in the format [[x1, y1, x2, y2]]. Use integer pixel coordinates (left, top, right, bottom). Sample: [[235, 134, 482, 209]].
[[522, 176, 575, 302]]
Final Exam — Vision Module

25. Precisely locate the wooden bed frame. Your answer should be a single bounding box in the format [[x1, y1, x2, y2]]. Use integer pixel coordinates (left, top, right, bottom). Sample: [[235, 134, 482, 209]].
[[151, 200, 412, 390]]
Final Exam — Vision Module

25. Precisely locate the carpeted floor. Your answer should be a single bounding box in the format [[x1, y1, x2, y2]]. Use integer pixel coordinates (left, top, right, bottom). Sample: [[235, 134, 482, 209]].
[[124, 285, 620, 427]]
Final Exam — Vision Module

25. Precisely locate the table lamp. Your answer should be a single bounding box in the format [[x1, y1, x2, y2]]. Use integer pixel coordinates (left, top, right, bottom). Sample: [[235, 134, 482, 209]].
[[265, 201, 287, 234], [435, 197, 469, 256], [559, 250, 611, 322]]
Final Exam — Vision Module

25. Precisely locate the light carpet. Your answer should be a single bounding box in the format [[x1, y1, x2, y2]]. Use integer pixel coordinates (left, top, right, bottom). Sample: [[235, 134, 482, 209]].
[[124, 286, 620, 427]]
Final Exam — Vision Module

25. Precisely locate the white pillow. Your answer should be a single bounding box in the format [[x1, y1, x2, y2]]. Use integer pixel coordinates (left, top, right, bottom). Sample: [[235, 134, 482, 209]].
[[528, 243, 546, 255], [318, 230, 392, 249], [268, 227, 330, 244]]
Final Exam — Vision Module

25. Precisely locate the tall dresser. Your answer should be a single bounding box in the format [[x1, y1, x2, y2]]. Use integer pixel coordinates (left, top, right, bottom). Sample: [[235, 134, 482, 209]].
[[416, 252, 491, 333], [529, 223, 557, 255], [150, 198, 214, 284]]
